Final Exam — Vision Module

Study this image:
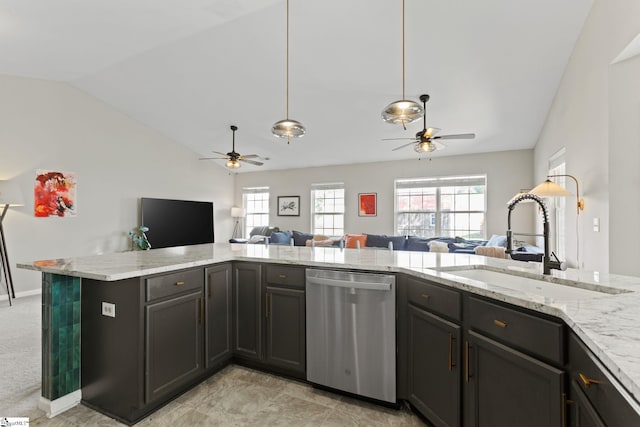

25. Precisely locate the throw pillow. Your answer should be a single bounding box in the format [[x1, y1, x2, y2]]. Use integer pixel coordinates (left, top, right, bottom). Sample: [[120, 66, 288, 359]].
[[292, 230, 314, 246], [345, 234, 367, 249], [428, 241, 450, 253], [270, 231, 292, 244]]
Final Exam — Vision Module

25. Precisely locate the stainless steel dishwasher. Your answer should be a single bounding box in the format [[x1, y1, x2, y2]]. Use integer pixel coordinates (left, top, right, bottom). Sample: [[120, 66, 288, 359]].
[[305, 268, 396, 403]]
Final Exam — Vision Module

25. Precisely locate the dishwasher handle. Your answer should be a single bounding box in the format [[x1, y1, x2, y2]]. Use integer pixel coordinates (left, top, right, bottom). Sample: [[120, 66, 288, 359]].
[[306, 275, 392, 291]]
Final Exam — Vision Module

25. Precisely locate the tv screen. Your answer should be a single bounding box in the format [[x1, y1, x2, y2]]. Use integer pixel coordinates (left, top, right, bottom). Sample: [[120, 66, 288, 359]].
[[141, 198, 214, 249]]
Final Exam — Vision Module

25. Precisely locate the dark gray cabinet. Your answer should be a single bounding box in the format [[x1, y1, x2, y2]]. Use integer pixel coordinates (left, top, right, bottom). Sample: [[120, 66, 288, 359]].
[[464, 330, 565, 427], [568, 333, 640, 427], [464, 295, 566, 427], [145, 290, 204, 403], [264, 265, 306, 377], [408, 304, 461, 427], [232, 262, 263, 360], [570, 380, 606, 427], [205, 263, 232, 369], [81, 267, 205, 424]]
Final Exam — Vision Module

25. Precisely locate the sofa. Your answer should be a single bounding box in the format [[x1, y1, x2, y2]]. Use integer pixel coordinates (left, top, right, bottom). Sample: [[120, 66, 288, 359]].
[[234, 228, 543, 262]]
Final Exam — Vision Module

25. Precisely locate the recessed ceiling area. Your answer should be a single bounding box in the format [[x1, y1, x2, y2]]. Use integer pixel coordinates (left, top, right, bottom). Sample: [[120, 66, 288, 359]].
[[0, 0, 593, 172]]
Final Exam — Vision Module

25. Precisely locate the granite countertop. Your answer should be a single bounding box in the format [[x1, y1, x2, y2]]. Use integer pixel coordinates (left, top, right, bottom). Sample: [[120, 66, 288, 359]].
[[18, 242, 640, 410]]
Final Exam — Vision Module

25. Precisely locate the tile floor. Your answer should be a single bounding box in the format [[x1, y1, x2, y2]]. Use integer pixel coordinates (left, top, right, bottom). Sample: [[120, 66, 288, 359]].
[[30, 365, 425, 426]]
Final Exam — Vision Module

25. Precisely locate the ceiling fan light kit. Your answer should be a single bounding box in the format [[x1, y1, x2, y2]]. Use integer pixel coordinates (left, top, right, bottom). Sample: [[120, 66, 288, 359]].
[[199, 125, 265, 169], [415, 141, 436, 153], [272, 0, 305, 143], [381, 0, 424, 129]]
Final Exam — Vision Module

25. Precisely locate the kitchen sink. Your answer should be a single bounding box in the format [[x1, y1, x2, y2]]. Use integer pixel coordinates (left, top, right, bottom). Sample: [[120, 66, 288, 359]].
[[438, 267, 630, 299]]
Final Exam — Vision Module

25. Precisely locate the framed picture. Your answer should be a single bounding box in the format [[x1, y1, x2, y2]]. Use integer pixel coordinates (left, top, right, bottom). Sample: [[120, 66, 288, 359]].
[[278, 196, 300, 216], [358, 193, 377, 217]]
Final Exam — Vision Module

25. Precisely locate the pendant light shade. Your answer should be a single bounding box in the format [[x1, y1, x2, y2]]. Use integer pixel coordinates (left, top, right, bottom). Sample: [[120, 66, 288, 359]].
[[383, 100, 424, 127], [381, 0, 424, 129], [271, 119, 306, 139], [272, 0, 305, 142]]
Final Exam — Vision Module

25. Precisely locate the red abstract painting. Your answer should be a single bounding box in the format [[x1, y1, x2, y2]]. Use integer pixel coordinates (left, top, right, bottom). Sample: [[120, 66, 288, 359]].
[[358, 193, 377, 217], [34, 170, 77, 217]]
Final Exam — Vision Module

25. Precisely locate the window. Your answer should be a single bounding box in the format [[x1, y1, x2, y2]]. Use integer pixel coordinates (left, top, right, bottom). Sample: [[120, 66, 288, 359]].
[[242, 187, 269, 238], [311, 183, 345, 236], [548, 149, 566, 261], [395, 175, 486, 238]]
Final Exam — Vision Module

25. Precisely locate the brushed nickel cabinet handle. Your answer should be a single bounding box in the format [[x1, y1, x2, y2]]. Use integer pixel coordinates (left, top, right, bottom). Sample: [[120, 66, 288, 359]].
[[420, 293, 430, 300], [448, 334, 456, 371], [579, 372, 602, 388], [493, 319, 508, 328], [278, 274, 287, 279], [176, 281, 185, 286]]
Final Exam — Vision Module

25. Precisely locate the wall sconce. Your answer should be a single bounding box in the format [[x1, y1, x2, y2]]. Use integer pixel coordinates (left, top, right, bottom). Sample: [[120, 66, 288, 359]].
[[230, 206, 246, 239], [530, 174, 584, 215], [0, 180, 25, 306]]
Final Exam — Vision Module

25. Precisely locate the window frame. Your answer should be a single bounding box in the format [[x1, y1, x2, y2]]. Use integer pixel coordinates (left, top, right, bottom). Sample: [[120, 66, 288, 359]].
[[394, 175, 487, 239], [242, 187, 270, 238], [311, 183, 345, 236]]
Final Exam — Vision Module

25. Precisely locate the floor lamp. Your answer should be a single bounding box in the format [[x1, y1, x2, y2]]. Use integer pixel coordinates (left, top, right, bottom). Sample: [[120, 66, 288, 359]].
[[230, 207, 245, 239], [0, 180, 24, 306]]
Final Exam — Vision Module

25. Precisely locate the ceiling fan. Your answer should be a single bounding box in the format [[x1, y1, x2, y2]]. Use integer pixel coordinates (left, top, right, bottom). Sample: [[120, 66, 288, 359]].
[[199, 125, 265, 169], [383, 94, 475, 153]]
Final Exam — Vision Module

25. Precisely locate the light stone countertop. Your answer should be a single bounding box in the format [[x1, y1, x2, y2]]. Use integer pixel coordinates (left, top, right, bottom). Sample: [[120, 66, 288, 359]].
[[18, 242, 640, 410]]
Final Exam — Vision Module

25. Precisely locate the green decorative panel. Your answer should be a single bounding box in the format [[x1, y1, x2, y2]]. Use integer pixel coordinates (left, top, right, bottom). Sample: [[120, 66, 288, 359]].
[[42, 273, 81, 400]]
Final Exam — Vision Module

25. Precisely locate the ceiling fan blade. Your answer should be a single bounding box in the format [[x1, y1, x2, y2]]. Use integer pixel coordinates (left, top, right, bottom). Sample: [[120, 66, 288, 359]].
[[382, 138, 415, 141], [392, 142, 417, 151], [432, 140, 446, 150], [239, 158, 264, 166], [240, 154, 260, 159], [199, 157, 228, 160], [432, 133, 476, 140], [210, 150, 229, 157]]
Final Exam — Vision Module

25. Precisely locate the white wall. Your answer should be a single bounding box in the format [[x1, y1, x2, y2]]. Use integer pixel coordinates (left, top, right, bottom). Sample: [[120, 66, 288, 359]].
[[533, 0, 640, 274], [609, 53, 640, 275], [234, 150, 535, 239], [0, 74, 234, 295]]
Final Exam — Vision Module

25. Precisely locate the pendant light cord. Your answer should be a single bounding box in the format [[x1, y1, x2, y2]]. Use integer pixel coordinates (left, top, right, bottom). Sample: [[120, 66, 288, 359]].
[[402, 0, 405, 99], [286, 0, 290, 120]]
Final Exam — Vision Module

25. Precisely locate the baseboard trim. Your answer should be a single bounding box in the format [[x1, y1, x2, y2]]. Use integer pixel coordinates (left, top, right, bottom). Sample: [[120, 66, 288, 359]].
[[0, 288, 42, 301], [39, 390, 82, 418]]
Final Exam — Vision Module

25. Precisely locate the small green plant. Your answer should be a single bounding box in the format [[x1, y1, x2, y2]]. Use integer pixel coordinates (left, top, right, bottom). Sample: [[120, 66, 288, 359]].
[[129, 226, 151, 250]]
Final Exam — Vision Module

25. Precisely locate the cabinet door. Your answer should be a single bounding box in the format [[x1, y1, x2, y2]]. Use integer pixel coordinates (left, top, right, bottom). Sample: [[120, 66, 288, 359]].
[[569, 380, 606, 427], [145, 291, 203, 403], [465, 331, 565, 427], [205, 263, 232, 368], [264, 286, 306, 376], [408, 305, 461, 427], [233, 263, 262, 360]]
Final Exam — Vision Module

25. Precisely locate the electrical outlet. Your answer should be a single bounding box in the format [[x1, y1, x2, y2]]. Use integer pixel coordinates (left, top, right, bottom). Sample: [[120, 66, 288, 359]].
[[102, 302, 116, 318], [593, 217, 600, 232]]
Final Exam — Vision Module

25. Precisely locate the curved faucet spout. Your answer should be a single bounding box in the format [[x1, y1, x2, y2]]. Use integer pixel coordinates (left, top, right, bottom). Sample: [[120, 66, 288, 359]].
[[506, 193, 555, 274]]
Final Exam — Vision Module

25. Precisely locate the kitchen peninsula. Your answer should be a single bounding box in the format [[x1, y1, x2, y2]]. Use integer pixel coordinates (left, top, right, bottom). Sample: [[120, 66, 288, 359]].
[[19, 243, 640, 426]]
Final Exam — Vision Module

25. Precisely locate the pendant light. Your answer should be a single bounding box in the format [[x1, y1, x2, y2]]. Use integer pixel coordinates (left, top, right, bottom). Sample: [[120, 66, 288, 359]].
[[381, 0, 424, 130], [272, 0, 305, 143]]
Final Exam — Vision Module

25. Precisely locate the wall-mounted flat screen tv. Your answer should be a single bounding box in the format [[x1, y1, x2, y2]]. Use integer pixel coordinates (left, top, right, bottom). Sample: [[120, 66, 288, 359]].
[[141, 198, 214, 249]]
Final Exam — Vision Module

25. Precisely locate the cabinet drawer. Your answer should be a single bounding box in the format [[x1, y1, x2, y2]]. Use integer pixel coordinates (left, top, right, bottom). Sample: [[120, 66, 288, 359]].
[[265, 265, 305, 288], [568, 334, 640, 427], [146, 268, 203, 302], [466, 296, 564, 365], [407, 277, 461, 321]]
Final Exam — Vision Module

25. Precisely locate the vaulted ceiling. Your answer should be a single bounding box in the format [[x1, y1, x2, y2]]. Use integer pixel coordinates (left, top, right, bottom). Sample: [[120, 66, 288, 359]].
[[0, 0, 593, 171]]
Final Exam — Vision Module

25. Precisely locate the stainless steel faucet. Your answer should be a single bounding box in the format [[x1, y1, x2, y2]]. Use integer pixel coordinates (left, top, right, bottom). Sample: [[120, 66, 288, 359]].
[[506, 193, 566, 275]]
